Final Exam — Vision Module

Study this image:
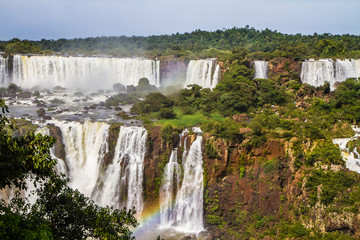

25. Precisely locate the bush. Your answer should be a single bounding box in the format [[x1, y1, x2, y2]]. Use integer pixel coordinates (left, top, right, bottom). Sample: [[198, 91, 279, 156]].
[[158, 108, 176, 119], [306, 141, 344, 166]]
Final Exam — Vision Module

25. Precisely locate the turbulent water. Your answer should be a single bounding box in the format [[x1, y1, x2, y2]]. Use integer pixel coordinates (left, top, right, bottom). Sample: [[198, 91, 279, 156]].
[[160, 149, 182, 228], [51, 120, 110, 198], [254, 60, 269, 79], [0, 55, 9, 86], [333, 126, 360, 174], [159, 131, 204, 233], [12, 55, 160, 90], [301, 59, 360, 89], [94, 126, 147, 217], [184, 59, 220, 89]]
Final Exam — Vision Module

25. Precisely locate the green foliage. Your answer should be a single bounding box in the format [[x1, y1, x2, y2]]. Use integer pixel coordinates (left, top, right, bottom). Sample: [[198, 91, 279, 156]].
[[130, 92, 174, 115], [263, 158, 279, 173], [158, 107, 176, 119], [136, 78, 157, 92], [34, 176, 137, 240], [305, 141, 344, 166], [201, 118, 244, 144], [4, 39, 42, 54], [205, 140, 221, 159], [27, 27, 360, 59], [305, 169, 360, 208]]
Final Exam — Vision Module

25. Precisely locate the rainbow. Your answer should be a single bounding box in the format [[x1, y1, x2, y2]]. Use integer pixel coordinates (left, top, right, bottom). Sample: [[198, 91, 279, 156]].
[[132, 203, 162, 238]]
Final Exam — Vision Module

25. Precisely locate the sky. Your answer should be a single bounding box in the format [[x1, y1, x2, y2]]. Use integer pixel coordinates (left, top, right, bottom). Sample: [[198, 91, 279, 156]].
[[0, 0, 359, 40]]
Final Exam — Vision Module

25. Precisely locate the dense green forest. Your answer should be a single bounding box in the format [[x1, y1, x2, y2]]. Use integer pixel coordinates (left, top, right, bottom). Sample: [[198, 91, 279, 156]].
[[1, 26, 360, 59]]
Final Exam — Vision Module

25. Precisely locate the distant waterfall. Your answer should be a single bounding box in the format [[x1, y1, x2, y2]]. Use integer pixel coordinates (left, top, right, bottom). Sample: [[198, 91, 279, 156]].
[[94, 126, 147, 217], [333, 126, 360, 174], [160, 149, 181, 228], [184, 59, 220, 89], [254, 60, 269, 79], [0, 55, 9, 86], [51, 120, 110, 198], [301, 59, 360, 89], [12, 55, 160, 90], [159, 130, 204, 233]]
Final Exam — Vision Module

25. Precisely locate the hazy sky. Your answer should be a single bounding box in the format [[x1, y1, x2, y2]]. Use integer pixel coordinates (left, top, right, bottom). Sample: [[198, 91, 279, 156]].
[[0, 0, 359, 40]]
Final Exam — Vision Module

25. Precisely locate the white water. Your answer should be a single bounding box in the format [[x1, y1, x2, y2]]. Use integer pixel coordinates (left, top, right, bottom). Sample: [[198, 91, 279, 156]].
[[254, 60, 269, 79], [51, 120, 110, 198], [159, 131, 204, 233], [12, 55, 160, 90], [301, 59, 360, 89], [333, 126, 360, 174], [160, 148, 181, 228], [0, 55, 9, 86], [94, 126, 147, 217], [184, 59, 220, 89]]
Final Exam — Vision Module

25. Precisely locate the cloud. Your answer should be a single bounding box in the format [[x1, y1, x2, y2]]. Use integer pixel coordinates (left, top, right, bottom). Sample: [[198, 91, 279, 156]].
[[0, 0, 359, 40]]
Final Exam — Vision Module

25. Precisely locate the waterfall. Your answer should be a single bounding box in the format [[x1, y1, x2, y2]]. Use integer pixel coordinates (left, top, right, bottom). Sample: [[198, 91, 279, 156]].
[[159, 130, 204, 233], [254, 60, 269, 79], [184, 59, 220, 89], [12, 55, 160, 90], [301, 59, 360, 89], [333, 126, 360, 174], [160, 149, 181, 228], [0, 55, 9, 86], [51, 120, 110, 198], [94, 126, 147, 217]]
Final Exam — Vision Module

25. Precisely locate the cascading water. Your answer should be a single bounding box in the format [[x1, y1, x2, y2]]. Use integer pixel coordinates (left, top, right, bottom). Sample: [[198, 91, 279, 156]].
[[159, 129, 204, 233], [333, 126, 360, 174], [12, 55, 160, 90], [159, 148, 181, 228], [184, 59, 220, 89], [301, 59, 360, 89], [94, 126, 147, 217], [50, 119, 110, 198], [0, 55, 9, 86], [254, 60, 269, 79]]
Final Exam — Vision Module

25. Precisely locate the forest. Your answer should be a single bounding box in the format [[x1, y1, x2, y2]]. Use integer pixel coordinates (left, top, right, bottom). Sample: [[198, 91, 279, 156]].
[[1, 26, 360, 60]]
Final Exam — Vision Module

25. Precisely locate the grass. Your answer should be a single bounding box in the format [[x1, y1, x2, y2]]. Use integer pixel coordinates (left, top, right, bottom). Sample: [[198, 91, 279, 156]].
[[153, 107, 226, 128]]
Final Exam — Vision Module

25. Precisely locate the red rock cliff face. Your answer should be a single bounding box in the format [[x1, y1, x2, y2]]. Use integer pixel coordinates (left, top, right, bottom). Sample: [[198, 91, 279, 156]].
[[202, 134, 360, 239], [268, 57, 302, 82]]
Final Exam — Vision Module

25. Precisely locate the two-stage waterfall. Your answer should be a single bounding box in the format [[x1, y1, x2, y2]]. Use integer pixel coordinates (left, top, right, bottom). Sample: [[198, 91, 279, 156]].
[[301, 59, 360, 89], [254, 61, 269, 79], [12, 55, 160, 90], [94, 126, 147, 216], [159, 131, 204, 233], [184, 59, 220, 89], [0, 55, 9, 86]]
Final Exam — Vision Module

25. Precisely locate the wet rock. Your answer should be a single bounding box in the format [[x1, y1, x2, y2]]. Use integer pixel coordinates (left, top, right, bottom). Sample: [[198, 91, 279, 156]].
[[37, 108, 46, 118], [47, 124, 66, 161], [180, 234, 196, 240]]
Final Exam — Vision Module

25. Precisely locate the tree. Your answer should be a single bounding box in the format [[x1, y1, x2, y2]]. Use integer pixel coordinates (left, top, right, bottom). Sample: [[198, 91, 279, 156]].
[[0, 98, 138, 239]]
